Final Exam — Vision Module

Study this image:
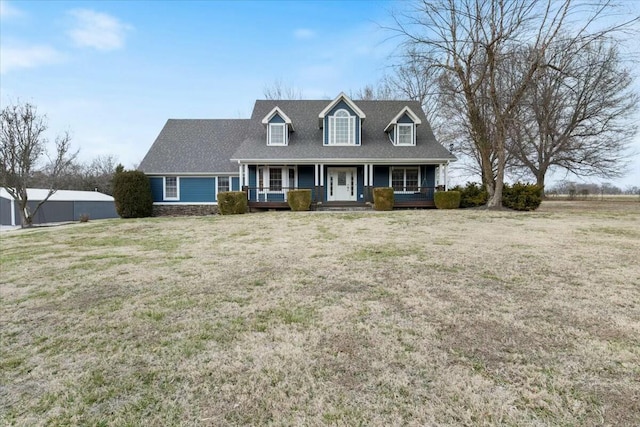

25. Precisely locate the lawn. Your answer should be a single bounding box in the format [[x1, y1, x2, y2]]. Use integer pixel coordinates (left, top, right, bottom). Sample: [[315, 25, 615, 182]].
[[1, 200, 639, 426]]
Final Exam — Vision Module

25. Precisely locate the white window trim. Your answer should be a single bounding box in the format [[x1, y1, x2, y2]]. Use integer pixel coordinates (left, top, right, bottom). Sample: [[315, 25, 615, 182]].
[[327, 109, 356, 146], [267, 123, 288, 146], [256, 166, 297, 200], [217, 176, 230, 196], [390, 167, 421, 194], [395, 123, 415, 146], [163, 176, 180, 200]]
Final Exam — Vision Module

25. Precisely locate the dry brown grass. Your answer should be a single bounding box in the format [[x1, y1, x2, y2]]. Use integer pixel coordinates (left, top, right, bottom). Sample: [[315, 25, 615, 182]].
[[1, 199, 639, 426]]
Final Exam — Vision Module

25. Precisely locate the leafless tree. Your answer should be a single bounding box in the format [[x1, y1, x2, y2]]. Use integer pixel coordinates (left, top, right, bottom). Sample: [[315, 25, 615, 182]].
[[263, 79, 303, 100], [391, 0, 638, 207], [0, 102, 77, 227], [508, 38, 638, 192]]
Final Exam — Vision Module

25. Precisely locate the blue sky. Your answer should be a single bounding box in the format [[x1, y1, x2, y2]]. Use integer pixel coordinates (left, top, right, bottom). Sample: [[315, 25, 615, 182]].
[[1, 0, 639, 188]]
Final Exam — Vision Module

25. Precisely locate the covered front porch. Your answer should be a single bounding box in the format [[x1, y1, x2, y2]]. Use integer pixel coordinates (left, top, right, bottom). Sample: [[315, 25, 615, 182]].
[[238, 162, 450, 210]]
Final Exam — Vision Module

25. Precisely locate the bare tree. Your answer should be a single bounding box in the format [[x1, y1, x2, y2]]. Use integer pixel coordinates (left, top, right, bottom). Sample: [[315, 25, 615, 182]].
[[391, 0, 638, 207], [263, 79, 303, 100], [0, 102, 77, 227], [508, 38, 638, 192]]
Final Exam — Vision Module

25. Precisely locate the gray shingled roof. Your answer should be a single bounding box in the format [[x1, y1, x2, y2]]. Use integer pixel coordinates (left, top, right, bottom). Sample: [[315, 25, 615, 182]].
[[231, 100, 456, 162], [139, 100, 456, 175], [138, 119, 249, 174]]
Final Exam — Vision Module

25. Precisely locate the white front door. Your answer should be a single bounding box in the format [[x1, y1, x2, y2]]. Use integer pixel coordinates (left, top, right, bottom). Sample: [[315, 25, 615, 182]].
[[327, 167, 357, 201]]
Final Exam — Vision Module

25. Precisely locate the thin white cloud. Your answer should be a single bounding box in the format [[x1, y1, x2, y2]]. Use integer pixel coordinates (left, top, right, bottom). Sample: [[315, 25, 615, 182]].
[[67, 9, 132, 51], [0, 0, 23, 19], [293, 28, 316, 40], [0, 44, 64, 74]]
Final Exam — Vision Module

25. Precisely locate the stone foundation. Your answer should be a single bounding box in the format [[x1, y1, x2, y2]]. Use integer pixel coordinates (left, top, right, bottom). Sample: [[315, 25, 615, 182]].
[[152, 204, 219, 217]]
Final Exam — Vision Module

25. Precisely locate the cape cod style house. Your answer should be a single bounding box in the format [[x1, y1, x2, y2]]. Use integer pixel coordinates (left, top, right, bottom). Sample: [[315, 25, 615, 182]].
[[139, 93, 455, 213]]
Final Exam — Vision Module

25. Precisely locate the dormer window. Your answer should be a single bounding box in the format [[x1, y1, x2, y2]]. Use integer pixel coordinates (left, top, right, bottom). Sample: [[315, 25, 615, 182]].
[[319, 93, 365, 146], [329, 109, 355, 145], [385, 106, 422, 147], [397, 123, 414, 146], [268, 123, 287, 146], [261, 106, 294, 146]]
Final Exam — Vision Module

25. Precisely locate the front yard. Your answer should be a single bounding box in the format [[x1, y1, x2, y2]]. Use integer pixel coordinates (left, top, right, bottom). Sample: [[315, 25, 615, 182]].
[[1, 200, 639, 425]]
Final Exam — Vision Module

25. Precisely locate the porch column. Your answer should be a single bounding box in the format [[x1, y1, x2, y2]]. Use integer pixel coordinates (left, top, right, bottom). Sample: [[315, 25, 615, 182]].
[[369, 164, 374, 186], [239, 164, 244, 188], [320, 164, 324, 186], [364, 163, 369, 189], [444, 162, 449, 191]]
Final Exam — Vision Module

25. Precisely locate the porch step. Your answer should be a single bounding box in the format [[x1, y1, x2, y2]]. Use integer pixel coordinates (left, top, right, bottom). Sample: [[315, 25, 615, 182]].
[[315, 204, 373, 212]]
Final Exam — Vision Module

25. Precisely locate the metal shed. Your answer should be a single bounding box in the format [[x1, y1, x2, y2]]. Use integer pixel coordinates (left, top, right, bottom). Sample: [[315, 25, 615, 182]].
[[0, 188, 118, 226]]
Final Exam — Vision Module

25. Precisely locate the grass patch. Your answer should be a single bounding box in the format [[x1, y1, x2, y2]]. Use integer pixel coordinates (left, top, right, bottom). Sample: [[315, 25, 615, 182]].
[[1, 200, 639, 425]]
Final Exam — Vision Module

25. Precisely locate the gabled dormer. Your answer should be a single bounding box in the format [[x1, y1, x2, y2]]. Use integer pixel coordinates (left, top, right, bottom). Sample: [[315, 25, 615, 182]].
[[261, 106, 294, 146], [384, 106, 422, 146], [318, 93, 365, 146]]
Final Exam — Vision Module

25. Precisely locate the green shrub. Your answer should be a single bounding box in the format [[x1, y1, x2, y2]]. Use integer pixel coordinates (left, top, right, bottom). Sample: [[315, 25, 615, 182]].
[[373, 187, 394, 211], [218, 191, 247, 215], [451, 182, 488, 208], [112, 170, 153, 218], [287, 189, 312, 211], [502, 182, 542, 211], [434, 191, 461, 209]]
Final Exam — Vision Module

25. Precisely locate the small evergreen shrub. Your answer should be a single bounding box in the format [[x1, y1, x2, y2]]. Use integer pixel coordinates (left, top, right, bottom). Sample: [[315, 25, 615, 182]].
[[287, 189, 312, 211], [434, 191, 461, 209], [218, 191, 247, 215], [451, 182, 488, 208], [79, 214, 90, 223], [373, 187, 394, 211], [502, 182, 542, 211], [112, 170, 153, 218]]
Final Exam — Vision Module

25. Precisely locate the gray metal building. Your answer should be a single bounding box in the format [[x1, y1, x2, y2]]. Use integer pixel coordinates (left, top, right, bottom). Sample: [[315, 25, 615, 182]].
[[0, 188, 118, 226]]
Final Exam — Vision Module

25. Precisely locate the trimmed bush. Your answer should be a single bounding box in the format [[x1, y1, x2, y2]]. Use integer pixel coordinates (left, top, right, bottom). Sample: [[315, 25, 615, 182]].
[[218, 191, 247, 215], [451, 182, 488, 208], [373, 187, 394, 211], [434, 190, 461, 209], [287, 189, 312, 211], [112, 170, 153, 218], [503, 182, 542, 211]]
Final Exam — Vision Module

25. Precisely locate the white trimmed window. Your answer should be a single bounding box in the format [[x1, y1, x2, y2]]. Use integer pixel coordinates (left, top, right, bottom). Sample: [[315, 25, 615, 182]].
[[258, 167, 296, 191], [164, 176, 179, 200], [328, 109, 355, 145], [391, 168, 419, 192], [268, 123, 287, 146], [397, 124, 414, 146], [218, 176, 230, 193]]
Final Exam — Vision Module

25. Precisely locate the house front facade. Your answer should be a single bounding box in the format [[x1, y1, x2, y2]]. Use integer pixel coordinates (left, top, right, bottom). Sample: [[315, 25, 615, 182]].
[[139, 93, 455, 212]]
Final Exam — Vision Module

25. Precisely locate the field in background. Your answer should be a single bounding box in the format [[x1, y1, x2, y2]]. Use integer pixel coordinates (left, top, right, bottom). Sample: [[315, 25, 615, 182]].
[[1, 200, 639, 425]]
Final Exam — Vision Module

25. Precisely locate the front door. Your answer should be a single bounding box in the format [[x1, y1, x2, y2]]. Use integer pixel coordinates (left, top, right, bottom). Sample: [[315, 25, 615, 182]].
[[327, 167, 357, 201]]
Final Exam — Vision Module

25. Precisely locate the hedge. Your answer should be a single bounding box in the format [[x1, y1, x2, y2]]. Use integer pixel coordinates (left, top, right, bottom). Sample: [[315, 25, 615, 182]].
[[112, 170, 153, 218], [218, 191, 247, 215], [373, 187, 394, 211], [434, 191, 461, 209], [503, 183, 542, 211], [450, 182, 488, 208], [287, 189, 312, 211]]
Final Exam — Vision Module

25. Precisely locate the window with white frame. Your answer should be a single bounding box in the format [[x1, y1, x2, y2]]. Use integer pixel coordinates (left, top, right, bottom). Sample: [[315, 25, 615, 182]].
[[391, 168, 419, 192], [258, 167, 296, 191], [269, 168, 282, 191], [397, 124, 414, 145], [328, 109, 355, 145], [164, 176, 178, 199], [218, 176, 230, 193], [268, 123, 286, 145]]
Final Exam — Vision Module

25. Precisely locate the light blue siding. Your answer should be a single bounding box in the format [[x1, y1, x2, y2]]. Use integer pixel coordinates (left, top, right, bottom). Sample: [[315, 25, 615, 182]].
[[181, 177, 215, 202], [231, 177, 240, 191], [150, 177, 164, 202]]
